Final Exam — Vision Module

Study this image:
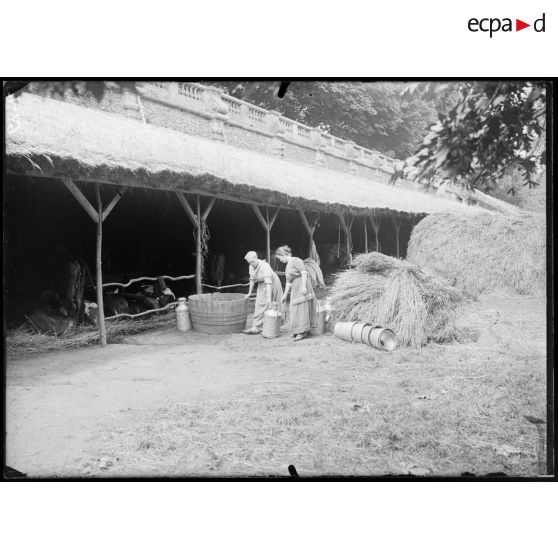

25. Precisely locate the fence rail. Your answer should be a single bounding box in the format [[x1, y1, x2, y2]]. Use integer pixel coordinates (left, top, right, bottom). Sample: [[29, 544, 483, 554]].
[[102, 274, 196, 289], [103, 275, 256, 320]]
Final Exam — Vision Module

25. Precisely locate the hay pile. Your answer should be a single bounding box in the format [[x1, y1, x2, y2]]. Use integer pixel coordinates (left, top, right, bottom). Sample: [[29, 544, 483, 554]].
[[407, 212, 546, 296], [330, 252, 475, 348], [6, 313, 176, 359]]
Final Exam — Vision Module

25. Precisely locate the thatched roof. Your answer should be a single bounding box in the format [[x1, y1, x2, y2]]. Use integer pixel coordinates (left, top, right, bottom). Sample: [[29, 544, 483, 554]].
[[6, 93, 486, 216]]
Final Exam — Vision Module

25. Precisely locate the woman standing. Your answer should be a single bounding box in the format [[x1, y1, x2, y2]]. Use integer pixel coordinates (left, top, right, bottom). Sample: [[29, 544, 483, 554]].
[[276, 245, 316, 341], [243, 251, 283, 334]]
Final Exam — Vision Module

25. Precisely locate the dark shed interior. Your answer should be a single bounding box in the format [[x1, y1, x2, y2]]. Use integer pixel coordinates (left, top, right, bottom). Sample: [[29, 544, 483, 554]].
[[4, 174, 423, 301]]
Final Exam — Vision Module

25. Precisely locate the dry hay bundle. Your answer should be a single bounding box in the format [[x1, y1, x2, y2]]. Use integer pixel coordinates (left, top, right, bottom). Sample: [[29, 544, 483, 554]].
[[6, 312, 176, 359], [331, 252, 474, 348], [407, 212, 546, 296]]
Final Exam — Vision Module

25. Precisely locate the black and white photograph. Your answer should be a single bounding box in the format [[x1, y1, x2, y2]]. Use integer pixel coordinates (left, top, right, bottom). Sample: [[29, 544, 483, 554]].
[[3, 79, 552, 478]]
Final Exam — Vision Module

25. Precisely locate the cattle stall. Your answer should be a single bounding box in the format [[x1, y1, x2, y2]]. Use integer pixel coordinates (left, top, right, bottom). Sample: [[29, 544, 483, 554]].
[[7, 91, 475, 347]]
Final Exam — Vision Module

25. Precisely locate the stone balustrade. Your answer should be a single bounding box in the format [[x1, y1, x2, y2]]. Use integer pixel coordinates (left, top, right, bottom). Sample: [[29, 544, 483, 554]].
[[134, 81, 403, 181], [28, 80, 472, 205]]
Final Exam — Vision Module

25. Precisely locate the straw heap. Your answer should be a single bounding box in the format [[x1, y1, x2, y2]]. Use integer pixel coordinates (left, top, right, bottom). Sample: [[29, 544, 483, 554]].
[[407, 212, 546, 296], [330, 252, 474, 348]]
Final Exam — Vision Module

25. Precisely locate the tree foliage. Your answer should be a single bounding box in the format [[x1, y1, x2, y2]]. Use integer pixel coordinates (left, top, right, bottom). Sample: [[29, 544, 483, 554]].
[[206, 81, 438, 159], [8, 80, 137, 102], [403, 81, 547, 191]]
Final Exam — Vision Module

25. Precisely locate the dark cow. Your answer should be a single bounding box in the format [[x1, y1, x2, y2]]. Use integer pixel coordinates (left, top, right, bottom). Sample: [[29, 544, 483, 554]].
[[7, 296, 74, 336], [97, 276, 175, 322], [102, 292, 130, 317], [51, 258, 94, 325], [123, 293, 159, 314], [153, 276, 176, 307], [96, 292, 157, 319]]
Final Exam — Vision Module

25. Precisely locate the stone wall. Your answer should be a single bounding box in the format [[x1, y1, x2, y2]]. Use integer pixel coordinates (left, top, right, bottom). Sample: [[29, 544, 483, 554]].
[[27, 81, 474, 205]]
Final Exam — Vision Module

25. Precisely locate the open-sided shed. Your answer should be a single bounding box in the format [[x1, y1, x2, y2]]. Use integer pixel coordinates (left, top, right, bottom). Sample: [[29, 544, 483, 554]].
[[5, 90, 486, 345]]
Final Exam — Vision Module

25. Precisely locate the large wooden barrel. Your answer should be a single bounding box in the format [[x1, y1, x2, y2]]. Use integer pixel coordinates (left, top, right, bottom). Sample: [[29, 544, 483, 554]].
[[188, 293, 249, 334]]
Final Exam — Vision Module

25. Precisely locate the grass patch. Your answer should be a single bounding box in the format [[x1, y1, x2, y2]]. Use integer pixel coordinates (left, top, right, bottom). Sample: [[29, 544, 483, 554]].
[[93, 347, 545, 478]]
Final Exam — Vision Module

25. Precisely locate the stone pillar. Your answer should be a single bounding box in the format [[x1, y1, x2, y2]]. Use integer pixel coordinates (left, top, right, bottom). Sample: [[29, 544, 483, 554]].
[[240, 103, 250, 124], [345, 140, 357, 174], [168, 82, 179, 98], [312, 128, 326, 167], [122, 85, 141, 119], [203, 86, 229, 142], [267, 110, 285, 157]]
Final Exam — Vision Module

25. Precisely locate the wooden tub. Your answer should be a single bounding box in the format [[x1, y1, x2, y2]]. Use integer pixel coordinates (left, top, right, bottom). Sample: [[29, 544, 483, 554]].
[[188, 293, 249, 334]]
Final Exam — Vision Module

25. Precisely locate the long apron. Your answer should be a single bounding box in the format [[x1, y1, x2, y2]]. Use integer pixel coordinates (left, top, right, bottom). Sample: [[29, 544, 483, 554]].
[[251, 261, 283, 329], [286, 257, 316, 335]]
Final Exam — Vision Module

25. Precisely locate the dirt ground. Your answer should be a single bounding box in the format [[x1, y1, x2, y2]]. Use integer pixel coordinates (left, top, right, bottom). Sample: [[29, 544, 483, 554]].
[[5, 295, 547, 478]]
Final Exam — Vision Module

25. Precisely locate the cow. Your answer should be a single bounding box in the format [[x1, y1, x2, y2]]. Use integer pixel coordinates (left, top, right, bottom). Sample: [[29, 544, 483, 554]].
[[122, 293, 159, 314], [153, 276, 176, 307], [84, 301, 98, 325], [50, 258, 95, 326], [103, 292, 130, 317], [98, 276, 175, 321], [101, 292, 154, 318], [26, 306, 75, 335], [7, 296, 74, 336]]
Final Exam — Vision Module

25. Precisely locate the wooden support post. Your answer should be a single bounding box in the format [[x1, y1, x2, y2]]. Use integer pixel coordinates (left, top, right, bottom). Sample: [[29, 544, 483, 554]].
[[251, 204, 269, 262], [252, 204, 280, 263], [338, 214, 354, 265], [175, 192, 197, 227], [347, 216, 354, 263], [102, 186, 128, 222], [363, 217, 368, 253], [269, 207, 279, 262], [95, 185, 107, 347], [60, 177, 114, 347], [176, 192, 215, 294], [369, 215, 381, 252], [265, 207, 271, 263], [196, 195, 202, 294], [391, 214, 402, 258], [298, 210, 320, 258], [62, 178, 99, 223], [202, 197, 216, 220]]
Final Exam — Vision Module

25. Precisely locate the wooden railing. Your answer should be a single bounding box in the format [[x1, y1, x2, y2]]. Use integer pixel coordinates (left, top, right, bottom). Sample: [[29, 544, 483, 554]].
[[101, 274, 261, 320], [102, 273, 195, 320]]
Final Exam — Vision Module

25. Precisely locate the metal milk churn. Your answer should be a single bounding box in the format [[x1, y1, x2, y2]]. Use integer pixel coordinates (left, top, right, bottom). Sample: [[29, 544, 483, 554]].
[[309, 299, 327, 336], [175, 297, 192, 332], [262, 302, 281, 339], [323, 296, 333, 332]]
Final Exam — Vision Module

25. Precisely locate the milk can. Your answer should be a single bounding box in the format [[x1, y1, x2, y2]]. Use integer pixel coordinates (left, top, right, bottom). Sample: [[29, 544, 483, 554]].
[[262, 302, 281, 339], [175, 297, 192, 332], [309, 300, 327, 336], [323, 296, 333, 332]]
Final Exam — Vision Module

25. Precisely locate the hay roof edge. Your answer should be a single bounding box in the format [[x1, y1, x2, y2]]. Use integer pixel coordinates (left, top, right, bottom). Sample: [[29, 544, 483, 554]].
[[6, 93, 488, 217]]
